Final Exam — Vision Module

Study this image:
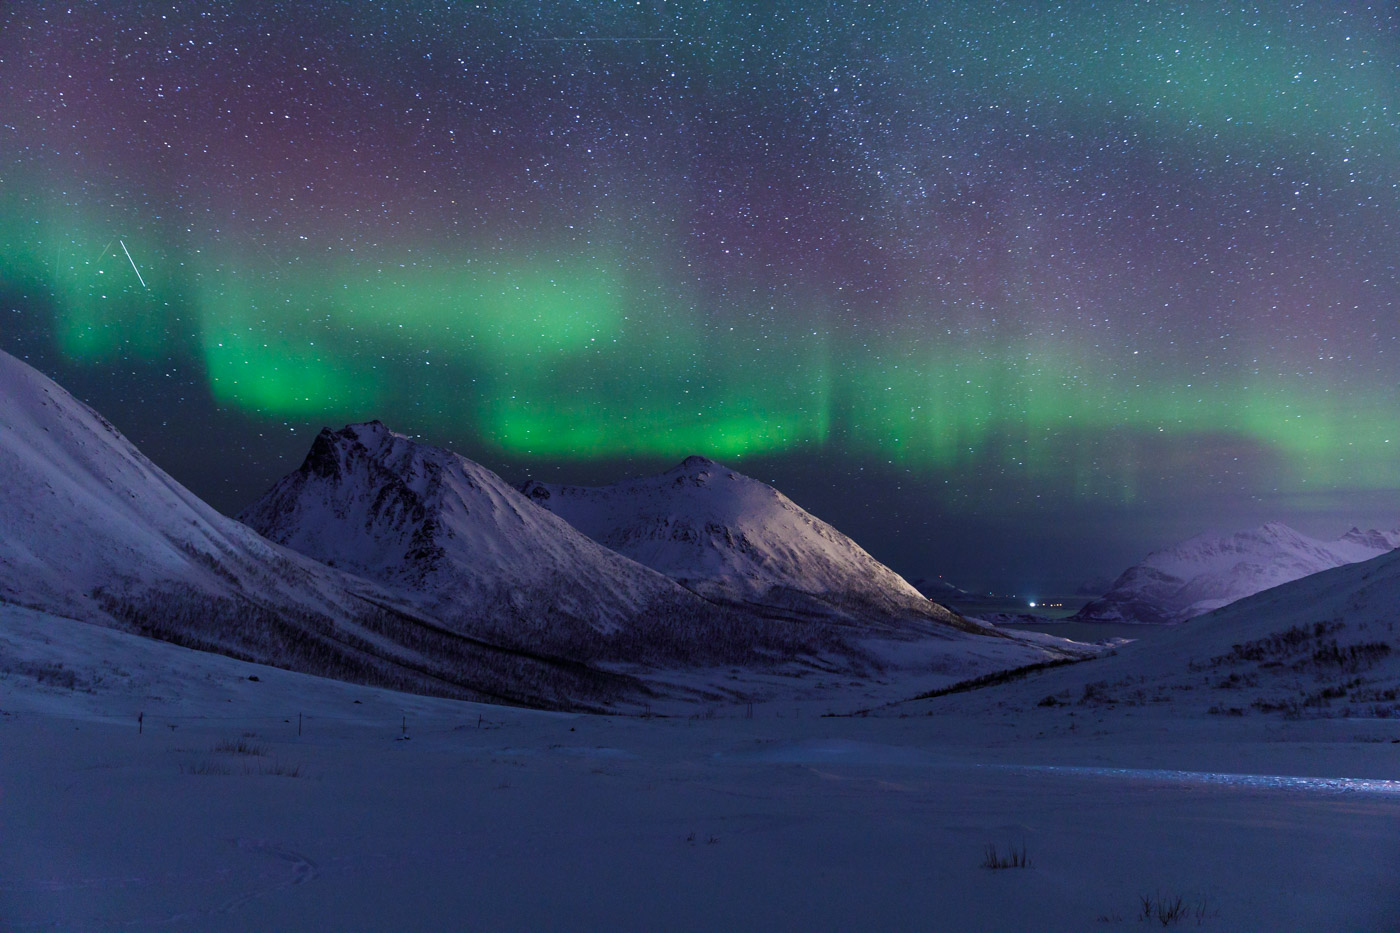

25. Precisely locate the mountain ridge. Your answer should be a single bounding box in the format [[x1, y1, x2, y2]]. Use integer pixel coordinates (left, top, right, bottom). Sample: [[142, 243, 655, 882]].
[[240, 424, 885, 669], [519, 455, 978, 633], [0, 350, 641, 709], [1075, 520, 1400, 624]]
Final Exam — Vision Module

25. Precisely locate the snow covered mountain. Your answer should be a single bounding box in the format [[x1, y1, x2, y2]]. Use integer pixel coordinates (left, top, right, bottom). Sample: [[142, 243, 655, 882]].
[[950, 543, 1400, 723], [238, 425, 864, 667], [1075, 521, 1400, 624], [907, 576, 975, 602], [519, 456, 978, 633], [0, 350, 640, 708]]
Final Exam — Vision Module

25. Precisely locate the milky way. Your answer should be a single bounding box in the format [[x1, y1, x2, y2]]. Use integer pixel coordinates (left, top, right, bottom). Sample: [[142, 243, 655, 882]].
[[2, 2, 1397, 592]]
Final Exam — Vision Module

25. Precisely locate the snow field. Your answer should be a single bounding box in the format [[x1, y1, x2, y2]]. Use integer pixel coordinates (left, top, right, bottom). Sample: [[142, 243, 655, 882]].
[[3, 607, 1399, 932]]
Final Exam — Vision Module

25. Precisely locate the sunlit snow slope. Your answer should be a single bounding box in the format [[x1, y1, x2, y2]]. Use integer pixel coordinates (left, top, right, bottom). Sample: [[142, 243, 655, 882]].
[[521, 456, 980, 633]]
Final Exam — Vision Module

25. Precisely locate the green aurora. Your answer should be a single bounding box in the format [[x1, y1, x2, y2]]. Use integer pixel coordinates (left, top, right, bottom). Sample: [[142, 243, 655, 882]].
[[9, 226, 1394, 501], [3, 0, 1397, 588]]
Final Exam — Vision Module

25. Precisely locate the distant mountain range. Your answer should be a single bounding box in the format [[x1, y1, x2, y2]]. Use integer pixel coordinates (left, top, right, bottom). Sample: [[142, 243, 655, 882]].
[[0, 350, 1072, 709], [899, 575, 976, 602], [1076, 521, 1400, 624], [904, 536, 1400, 726]]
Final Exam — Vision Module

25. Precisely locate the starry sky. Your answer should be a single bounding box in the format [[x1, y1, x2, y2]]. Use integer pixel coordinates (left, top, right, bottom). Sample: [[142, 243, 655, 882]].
[[3, 1, 1398, 596]]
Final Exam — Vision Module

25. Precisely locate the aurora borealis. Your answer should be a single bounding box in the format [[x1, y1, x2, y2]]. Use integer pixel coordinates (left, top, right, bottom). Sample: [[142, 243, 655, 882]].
[[2, 2, 1397, 592]]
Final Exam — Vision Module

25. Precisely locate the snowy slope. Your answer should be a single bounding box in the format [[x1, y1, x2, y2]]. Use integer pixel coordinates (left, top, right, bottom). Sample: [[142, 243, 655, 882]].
[[238, 425, 850, 666], [521, 456, 976, 632], [914, 545, 1400, 727], [238, 423, 684, 626], [241, 431, 1062, 684], [1075, 521, 1400, 624], [5, 599, 1399, 933], [0, 350, 638, 708], [1127, 545, 1400, 715]]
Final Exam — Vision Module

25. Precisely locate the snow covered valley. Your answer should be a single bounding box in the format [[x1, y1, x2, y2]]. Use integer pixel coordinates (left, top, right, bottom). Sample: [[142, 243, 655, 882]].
[[3, 349, 1398, 930], [4, 605, 1398, 932]]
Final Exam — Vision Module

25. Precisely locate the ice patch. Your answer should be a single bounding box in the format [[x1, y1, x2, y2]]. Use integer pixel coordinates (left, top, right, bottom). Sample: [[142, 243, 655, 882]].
[[1002, 763, 1400, 796]]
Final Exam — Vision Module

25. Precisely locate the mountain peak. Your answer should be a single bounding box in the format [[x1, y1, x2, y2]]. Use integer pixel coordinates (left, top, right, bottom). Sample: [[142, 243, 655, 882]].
[[1077, 521, 1398, 624], [676, 454, 719, 471], [662, 455, 726, 487], [1258, 520, 1298, 536], [522, 458, 969, 628], [240, 425, 735, 651], [1338, 526, 1400, 553], [340, 420, 394, 445]]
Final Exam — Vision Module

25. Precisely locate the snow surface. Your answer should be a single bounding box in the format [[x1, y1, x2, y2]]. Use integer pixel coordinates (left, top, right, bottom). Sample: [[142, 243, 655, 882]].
[[1, 353, 1075, 710], [239, 422, 704, 636], [3, 601, 1398, 932], [1076, 520, 1400, 624], [0, 347, 353, 623], [0, 352, 662, 709], [240, 426, 1058, 681], [6, 352, 1398, 928], [521, 456, 970, 631]]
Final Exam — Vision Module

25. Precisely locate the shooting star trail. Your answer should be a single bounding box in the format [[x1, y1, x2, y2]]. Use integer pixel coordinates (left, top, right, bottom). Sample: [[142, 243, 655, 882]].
[[119, 240, 147, 288], [95, 237, 117, 264], [530, 37, 672, 42]]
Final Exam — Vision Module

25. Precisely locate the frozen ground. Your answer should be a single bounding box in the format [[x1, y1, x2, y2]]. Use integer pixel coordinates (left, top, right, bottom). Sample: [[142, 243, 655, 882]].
[[3, 606, 1399, 932]]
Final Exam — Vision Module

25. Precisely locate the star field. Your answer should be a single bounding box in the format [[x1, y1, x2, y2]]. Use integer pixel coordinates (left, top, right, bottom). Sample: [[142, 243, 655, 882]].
[[2, 1, 1397, 592]]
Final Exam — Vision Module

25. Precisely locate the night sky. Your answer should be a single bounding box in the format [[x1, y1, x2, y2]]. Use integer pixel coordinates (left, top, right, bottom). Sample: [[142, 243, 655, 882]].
[[3, 2, 1397, 596]]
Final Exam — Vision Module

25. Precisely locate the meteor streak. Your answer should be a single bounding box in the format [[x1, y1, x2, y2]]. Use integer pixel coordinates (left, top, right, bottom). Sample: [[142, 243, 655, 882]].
[[119, 240, 147, 288]]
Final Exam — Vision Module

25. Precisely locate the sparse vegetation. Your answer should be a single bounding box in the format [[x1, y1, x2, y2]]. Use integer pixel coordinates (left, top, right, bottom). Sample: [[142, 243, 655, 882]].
[[213, 738, 268, 756], [981, 843, 1030, 869], [1212, 621, 1345, 667], [1250, 696, 1302, 718], [910, 657, 1085, 702], [1078, 679, 1148, 707], [1, 659, 93, 692], [1138, 892, 1215, 927], [1308, 640, 1391, 673], [1080, 680, 1116, 705], [1212, 671, 1257, 690], [1195, 616, 1400, 719], [180, 757, 301, 777]]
